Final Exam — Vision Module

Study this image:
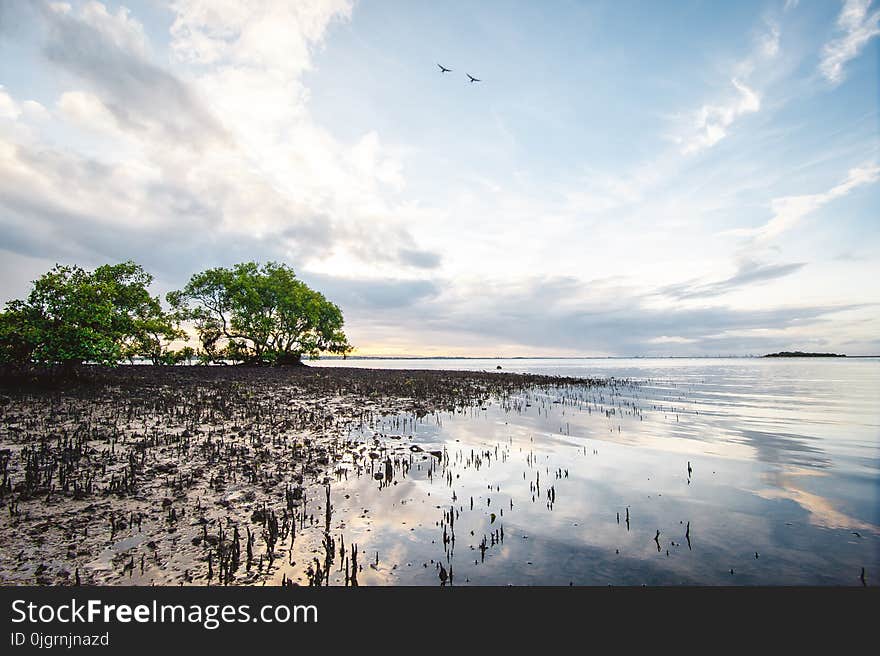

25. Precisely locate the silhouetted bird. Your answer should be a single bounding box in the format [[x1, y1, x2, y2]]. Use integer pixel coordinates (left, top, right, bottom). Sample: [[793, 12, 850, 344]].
[[438, 64, 452, 73], [466, 73, 481, 83]]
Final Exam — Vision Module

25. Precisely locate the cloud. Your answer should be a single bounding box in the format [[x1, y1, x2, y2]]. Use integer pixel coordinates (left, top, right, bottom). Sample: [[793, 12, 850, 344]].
[[680, 79, 761, 155], [301, 274, 439, 311], [0, 85, 47, 122], [727, 162, 880, 242], [0, 0, 34, 36], [357, 275, 864, 356], [169, 0, 353, 75], [658, 259, 807, 300], [673, 17, 786, 156], [396, 248, 442, 269], [0, 86, 20, 120], [160, 0, 435, 274], [760, 24, 781, 57], [0, 137, 342, 279], [57, 90, 120, 134], [40, 1, 229, 148], [0, 0, 441, 294], [819, 0, 880, 85]]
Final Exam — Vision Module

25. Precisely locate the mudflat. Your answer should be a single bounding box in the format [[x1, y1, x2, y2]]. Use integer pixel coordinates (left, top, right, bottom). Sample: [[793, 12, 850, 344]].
[[0, 365, 608, 586]]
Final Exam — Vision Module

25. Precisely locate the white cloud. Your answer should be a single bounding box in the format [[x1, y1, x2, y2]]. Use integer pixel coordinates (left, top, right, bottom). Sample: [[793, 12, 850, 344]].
[[647, 335, 697, 345], [760, 24, 781, 57], [680, 79, 761, 154], [162, 0, 427, 277], [1, 0, 437, 282], [819, 0, 880, 85], [20, 100, 49, 121], [0, 85, 21, 120], [169, 0, 352, 74], [42, 1, 228, 148], [674, 19, 783, 156], [77, 0, 149, 56], [0, 86, 48, 124], [728, 163, 880, 242], [57, 90, 119, 134]]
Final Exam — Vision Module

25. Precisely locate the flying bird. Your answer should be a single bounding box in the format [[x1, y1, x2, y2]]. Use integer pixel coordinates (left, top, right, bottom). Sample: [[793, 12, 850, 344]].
[[437, 64, 452, 73], [466, 73, 481, 83]]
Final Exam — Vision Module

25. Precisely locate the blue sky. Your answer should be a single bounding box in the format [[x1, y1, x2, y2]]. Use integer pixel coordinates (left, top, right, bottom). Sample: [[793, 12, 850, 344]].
[[0, 0, 878, 355]]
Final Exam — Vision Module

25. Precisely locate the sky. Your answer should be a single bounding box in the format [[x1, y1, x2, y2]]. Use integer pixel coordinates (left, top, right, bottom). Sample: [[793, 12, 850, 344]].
[[0, 0, 878, 356]]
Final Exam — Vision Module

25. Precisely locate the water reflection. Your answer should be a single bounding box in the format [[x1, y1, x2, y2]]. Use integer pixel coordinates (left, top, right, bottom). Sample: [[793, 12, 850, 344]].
[[291, 359, 879, 585]]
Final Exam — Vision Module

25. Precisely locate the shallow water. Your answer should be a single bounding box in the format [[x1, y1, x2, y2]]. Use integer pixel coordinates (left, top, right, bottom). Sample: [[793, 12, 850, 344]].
[[304, 358, 879, 585]]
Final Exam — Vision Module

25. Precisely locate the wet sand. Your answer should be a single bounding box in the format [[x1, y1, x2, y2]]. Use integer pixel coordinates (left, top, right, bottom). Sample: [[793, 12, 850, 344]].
[[0, 365, 614, 586]]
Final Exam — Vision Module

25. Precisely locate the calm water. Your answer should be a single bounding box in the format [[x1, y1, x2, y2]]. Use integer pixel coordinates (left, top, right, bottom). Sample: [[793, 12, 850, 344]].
[[307, 358, 879, 585]]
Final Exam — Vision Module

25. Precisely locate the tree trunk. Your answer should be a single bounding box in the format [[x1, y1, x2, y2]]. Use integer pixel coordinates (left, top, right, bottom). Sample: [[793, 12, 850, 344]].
[[274, 352, 304, 367], [59, 359, 82, 380]]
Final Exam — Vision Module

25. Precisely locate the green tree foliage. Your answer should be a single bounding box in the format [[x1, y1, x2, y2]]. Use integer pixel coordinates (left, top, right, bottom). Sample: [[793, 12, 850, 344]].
[[0, 261, 183, 366], [0, 300, 42, 364], [168, 261, 351, 365]]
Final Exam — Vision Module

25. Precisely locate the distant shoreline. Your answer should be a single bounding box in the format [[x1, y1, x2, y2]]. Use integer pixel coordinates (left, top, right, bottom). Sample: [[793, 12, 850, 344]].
[[318, 354, 877, 360], [763, 351, 847, 358]]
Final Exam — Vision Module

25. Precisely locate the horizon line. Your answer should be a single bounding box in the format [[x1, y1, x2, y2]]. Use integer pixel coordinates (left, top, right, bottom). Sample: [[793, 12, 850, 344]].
[[320, 354, 878, 360]]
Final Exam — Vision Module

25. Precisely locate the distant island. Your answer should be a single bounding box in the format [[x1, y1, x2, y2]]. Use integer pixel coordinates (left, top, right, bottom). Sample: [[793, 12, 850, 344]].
[[764, 351, 846, 358]]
